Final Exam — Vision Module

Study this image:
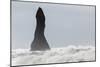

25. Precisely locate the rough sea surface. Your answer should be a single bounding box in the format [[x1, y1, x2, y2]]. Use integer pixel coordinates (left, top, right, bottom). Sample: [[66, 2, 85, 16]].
[[12, 45, 95, 66]]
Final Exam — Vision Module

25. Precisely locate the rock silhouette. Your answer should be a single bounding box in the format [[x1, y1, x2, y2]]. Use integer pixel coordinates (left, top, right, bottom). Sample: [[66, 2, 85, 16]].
[[30, 7, 50, 51]]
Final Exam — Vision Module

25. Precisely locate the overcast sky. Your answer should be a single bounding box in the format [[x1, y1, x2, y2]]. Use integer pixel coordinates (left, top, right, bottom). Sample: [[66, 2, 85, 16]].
[[12, 1, 95, 49]]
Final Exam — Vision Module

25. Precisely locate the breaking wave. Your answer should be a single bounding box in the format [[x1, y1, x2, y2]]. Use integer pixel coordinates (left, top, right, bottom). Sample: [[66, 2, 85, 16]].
[[12, 45, 95, 66]]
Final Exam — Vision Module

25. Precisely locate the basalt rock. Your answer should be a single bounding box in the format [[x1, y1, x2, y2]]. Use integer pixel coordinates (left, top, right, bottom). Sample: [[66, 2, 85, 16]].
[[30, 7, 50, 51]]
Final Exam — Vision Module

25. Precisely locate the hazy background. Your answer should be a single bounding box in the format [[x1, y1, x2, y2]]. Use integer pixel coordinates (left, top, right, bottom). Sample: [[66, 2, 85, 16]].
[[12, 1, 95, 49]]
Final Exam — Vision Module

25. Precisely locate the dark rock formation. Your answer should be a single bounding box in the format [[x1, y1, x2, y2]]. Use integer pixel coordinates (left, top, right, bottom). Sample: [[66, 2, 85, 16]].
[[30, 7, 50, 51]]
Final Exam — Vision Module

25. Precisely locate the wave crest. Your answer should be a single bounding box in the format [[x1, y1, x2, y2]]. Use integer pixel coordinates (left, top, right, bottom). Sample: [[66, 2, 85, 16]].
[[12, 46, 95, 66]]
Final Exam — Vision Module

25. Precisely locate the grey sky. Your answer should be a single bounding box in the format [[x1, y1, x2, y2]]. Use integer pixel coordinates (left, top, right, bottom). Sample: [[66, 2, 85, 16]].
[[12, 1, 95, 49]]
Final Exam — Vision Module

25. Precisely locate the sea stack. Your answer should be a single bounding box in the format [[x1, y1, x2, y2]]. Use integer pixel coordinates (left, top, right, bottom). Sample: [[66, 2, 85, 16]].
[[30, 7, 50, 51]]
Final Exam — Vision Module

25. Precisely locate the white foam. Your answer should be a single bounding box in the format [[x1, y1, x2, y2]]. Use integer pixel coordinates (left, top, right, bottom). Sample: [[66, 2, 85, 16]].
[[12, 45, 95, 66]]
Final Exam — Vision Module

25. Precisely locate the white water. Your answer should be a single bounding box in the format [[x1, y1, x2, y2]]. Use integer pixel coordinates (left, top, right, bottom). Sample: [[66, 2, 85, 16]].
[[12, 45, 95, 66]]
